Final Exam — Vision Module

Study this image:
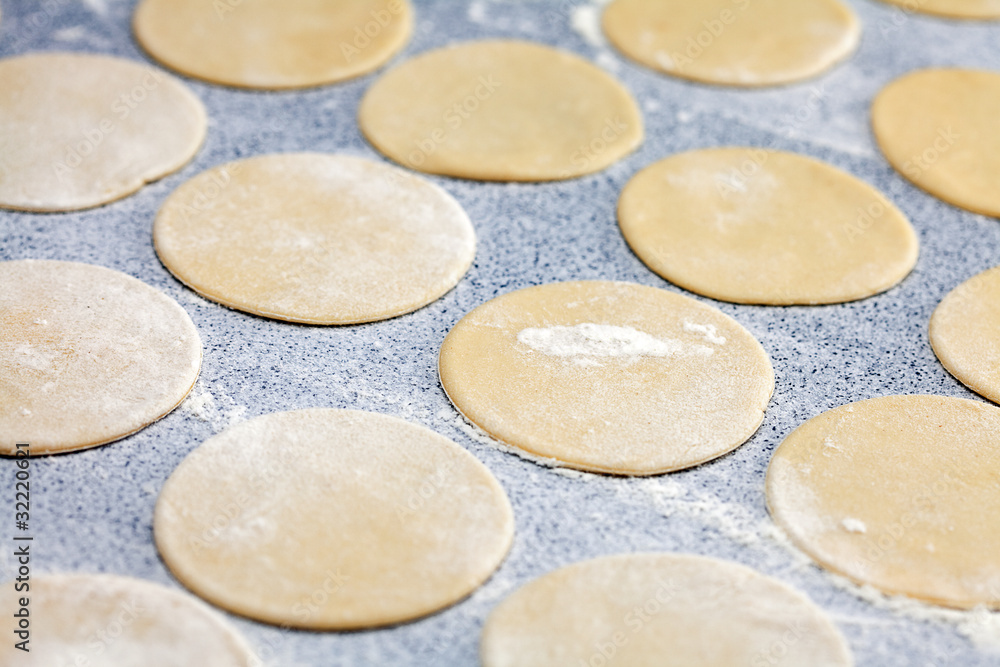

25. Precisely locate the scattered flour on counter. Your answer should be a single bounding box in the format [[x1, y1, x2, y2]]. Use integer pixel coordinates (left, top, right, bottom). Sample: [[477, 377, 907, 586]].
[[442, 408, 567, 470], [180, 382, 247, 433], [467, 0, 488, 23], [517, 323, 711, 365], [570, 3, 606, 48]]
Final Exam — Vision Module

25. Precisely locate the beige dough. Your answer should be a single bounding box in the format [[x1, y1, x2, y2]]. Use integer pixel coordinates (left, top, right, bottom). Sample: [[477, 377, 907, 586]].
[[439, 281, 774, 475], [481, 553, 853, 667], [359, 40, 643, 181], [0, 574, 256, 666], [602, 0, 859, 87], [0, 53, 205, 212], [0, 260, 202, 456], [930, 267, 1000, 405], [618, 148, 919, 305], [876, 0, 1000, 18], [134, 0, 412, 89], [873, 68, 1000, 218], [153, 153, 475, 325], [767, 395, 1000, 609], [155, 409, 514, 629]]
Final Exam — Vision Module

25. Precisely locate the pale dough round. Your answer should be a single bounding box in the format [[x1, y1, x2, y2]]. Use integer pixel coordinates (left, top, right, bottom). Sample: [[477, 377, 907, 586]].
[[155, 409, 514, 629], [439, 281, 774, 475], [618, 148, 919, 305], [0, 52, 205, 212], [876, 0, 1000, 19], [134, 0, 413, 89], [0, 260, 202, 456], [481, 553, 853, 667], [0, 574, 256, 666], [873, 68, 1000, 218], [359, 40, 644, 181], [602, 0, 860, 87], [767, 395, 1000, 609], [153, 153, 476, 325], [930, 267, 1000, 405]]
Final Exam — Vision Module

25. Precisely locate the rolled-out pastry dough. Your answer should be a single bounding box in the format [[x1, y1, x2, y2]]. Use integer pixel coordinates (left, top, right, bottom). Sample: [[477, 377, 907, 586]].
[[876, 0, 1000, 18]]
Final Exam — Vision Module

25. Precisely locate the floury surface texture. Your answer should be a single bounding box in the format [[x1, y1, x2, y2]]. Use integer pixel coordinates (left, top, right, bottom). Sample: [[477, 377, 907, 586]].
[[2, 1, 1000, 665]]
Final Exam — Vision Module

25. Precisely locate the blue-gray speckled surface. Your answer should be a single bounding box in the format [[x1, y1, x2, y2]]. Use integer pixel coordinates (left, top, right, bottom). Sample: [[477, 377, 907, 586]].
[[2, 1, 999, 665]]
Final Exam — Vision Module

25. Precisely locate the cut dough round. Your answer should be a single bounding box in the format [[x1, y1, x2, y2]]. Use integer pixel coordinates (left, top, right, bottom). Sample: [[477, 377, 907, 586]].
[[618, 148, 919, 305], [153, 153, 475, 325], [0, 260, 201, 456], [134, 0, 413, 89], [0, 574, 256, 666], [930, 267, 1000, 404], [155, 409, 514, 629], [873, 68, 1000, 218], [0, 53, 205, 212], [439, 281, 774, 475], [481, 553, 853, 667], [767, 395, 1000, 609], [876, 0, 1000, 19], [602, 0, 859, 87], [359, 40, 643, 181]]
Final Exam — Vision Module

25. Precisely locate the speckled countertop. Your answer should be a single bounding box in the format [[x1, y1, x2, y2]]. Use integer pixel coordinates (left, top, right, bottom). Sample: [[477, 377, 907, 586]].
[[2, 1, 999, 665]]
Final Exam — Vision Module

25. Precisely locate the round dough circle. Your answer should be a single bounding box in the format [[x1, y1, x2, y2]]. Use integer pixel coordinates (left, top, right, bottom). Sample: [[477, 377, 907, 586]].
[[154, 409, 514, 629], [153, 153, 476, 325], [602, 0, 860, 87], [0, 260, 202, 456], [618, 148, 919, 305], [0, 53, 205, 212], [930, 267, 1000, 405], [359, 40, 644, 181], [767, 395, 1000, 609], [481, 553, 853, 667], [134, 0, 413, 89], [439, 281, 774, 475], [876, 0, 1000, 19], [0, 574, 256, 666], [873, 68, 1000, 218]]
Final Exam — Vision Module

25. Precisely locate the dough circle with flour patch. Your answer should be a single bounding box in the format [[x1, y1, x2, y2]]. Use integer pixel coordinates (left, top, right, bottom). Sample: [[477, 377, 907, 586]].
[[439, 281, 774, 475], [0, 260, 202, 456], [480, 553, 853, 667], [602, 0, 860, 87], [154, 153, 475, 325], [767, 395, 1000, 609], [618, 148, 919, 305], [359, 40, 643, 181], [155, 409, 514, 629], [873, 68, 1000, 218], [0, 53, 205, 212], [876, 0, 1000, 18], [0, 574, 256, 666], [134, 0, 413, 89]]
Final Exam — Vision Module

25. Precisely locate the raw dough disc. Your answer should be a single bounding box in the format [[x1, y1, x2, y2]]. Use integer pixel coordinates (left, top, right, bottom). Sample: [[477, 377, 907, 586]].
[[438, 281, 774, 475], [153, 153, 476, 325], [359, 40, 643, 181], [481, 553, 853, 667], [0, 52, 205, 212], [872, 68, 1000, 217], [618, 148, 919, 305], [0, 574, 256, 666], [602, 0, 860, 87], [134, 0, 413, 89], [767, 395, 1000, 609], [154, 409, 514, 629], [876, 0, 1000, 19], [0, 260, 202, 456], [930, 267, 1000, 404]]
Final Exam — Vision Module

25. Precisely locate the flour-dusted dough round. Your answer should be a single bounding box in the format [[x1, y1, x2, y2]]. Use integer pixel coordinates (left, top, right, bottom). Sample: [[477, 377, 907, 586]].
[[602, 0, 860, 87], [618, 148, 919, 305], [153, 153, 475, 325], [0, 574, 256, 666], [134, 0, 413, 89], [930, 267, 1000, 405], [767, 395, 1000, 609], [439, 281, 774, 475], [359, 40, 643, 181], [155, 409, 514, 629], [0, 260, 201, 456], [876, 0, 1000, 19], [0, 53, 205, 212], [873, 69, 1000, 218], [481, 553, 853, 667]]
